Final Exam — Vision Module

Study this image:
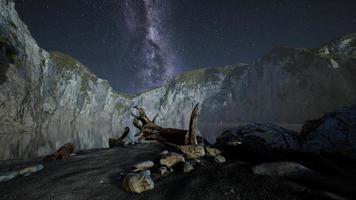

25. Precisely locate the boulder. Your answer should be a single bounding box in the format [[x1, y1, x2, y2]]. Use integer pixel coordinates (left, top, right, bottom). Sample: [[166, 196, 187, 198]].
[[301, 105, 356, 159], [160, 152, 185, 167], [132, 161, 154, 172], [177, 145, 205, 159], [205, 146, 222, 157], [252, 162, 318, 178], [216, 123, 301, 151], [48, 143, 75, 161], [122, 173, 154, 193]]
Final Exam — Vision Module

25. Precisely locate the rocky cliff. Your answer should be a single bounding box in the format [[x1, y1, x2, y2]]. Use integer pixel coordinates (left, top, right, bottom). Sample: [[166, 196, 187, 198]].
[[1, 0, 355, 160], [0, 0, 132, 160]]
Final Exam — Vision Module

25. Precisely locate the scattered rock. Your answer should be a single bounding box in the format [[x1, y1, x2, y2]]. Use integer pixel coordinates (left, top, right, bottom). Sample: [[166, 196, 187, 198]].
[[48, 143, 75, 161], [159, 150, 169, 156], [157, 167, 169, 176], [122, 173, 154, 194], [205, 146, 222, 157], [214, 155, 226, 163], [160, 152, 185, 167], [0, 164, 44, 183], [142, 170, 151, 176], [132, 161, 154, 172], [177, 145, 205, 159], [0, 171, 19, 183], [183, 162, 194, 173], [252, 162, 318, 177], [18, 164, 44, 175]]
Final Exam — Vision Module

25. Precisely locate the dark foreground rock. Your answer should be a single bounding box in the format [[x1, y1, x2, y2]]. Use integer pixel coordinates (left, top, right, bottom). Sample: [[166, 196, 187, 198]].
[[1, 143, 355, 200], [216, 123, 301, 151], [301, 104, 356, 160]]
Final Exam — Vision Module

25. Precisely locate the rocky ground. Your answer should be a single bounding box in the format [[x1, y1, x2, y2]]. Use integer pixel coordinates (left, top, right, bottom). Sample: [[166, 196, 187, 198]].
[[1, 142, 355, 200]]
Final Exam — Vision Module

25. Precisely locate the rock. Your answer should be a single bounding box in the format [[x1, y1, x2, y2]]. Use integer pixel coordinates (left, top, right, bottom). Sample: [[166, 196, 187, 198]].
[[122, 173, 154, 194], [177, 145, 205, 159], [18, 164, 44, 175], [159, 150, 169, 156], [253, 162, 318, 178], [48, 143, 75, 161], [160, 152, 185, 167], [216, 123, 301, 151], [0, 171, 19, 182], [214, 155, 226, 163], [132, 161, 154, 172], [205, 146, 222, 157], [301, 105, 356, 159], [142, 170, 151, 176], [183, 162, 194, 173], [157, 167, 170, 176]]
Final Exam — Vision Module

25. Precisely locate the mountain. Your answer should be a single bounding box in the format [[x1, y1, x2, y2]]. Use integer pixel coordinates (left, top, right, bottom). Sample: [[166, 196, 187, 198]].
[[1, 0, 355, 160]]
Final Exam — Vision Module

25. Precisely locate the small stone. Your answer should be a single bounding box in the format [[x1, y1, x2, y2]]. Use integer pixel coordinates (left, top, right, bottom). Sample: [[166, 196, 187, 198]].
[[18, 164, 44, 175], [99, 180, 104, 184], [183, 162, 194, 173], [214, 155, 226, 163], [157, 167, 169, 176], [178, 145, 205, 159], [160, 152, 185, 167], [159, 150, 169, 156], [205, 146, 222, 157], [142, 170, 151, 176], [132, 161, 154, 172], [122, 173, 154, 193], [0, 171, 19, 182]]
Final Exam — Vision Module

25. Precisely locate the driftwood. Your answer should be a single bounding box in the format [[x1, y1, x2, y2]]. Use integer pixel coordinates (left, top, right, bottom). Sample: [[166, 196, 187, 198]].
[[132, 103, 199, 145], [47, 143, 74, 161], [109, 127, 130, 147]]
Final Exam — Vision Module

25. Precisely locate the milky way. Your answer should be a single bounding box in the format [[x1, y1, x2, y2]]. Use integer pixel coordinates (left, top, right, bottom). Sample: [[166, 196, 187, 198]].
[[123, 0, 177, 90]]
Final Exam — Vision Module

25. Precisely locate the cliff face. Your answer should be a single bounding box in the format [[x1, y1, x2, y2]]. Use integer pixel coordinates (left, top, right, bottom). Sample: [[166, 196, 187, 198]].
[[0, 0, 132, 160], [1, 0, 355, 160]]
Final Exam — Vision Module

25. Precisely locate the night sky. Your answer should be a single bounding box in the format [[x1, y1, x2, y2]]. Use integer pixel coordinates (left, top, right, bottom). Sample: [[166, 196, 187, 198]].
[[15, 0, 356, 94]]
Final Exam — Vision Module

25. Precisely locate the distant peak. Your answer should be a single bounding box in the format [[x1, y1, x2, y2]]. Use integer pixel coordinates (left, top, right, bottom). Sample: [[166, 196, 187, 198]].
[[318, 33, 356, 57]]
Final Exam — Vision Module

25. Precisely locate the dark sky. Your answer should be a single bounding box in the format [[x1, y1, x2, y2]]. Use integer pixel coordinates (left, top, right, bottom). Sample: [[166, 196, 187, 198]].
[[15, 0, 356, 94]]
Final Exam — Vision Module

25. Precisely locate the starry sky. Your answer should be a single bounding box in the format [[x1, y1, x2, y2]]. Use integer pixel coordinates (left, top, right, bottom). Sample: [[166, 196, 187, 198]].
[[15, 0, 356, 94]]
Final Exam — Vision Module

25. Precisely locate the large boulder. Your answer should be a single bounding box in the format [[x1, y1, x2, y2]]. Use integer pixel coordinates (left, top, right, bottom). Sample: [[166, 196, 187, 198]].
[[216, 123, 301, 152], [301, 104, 356, 159]]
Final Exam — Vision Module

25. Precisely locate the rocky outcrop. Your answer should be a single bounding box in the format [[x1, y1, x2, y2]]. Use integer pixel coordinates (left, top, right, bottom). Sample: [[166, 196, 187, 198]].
[[1, 0, 356, 160], [216, 104, 356, 160], [216, 123, 301, 151], [302, 104, 356, 159]]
